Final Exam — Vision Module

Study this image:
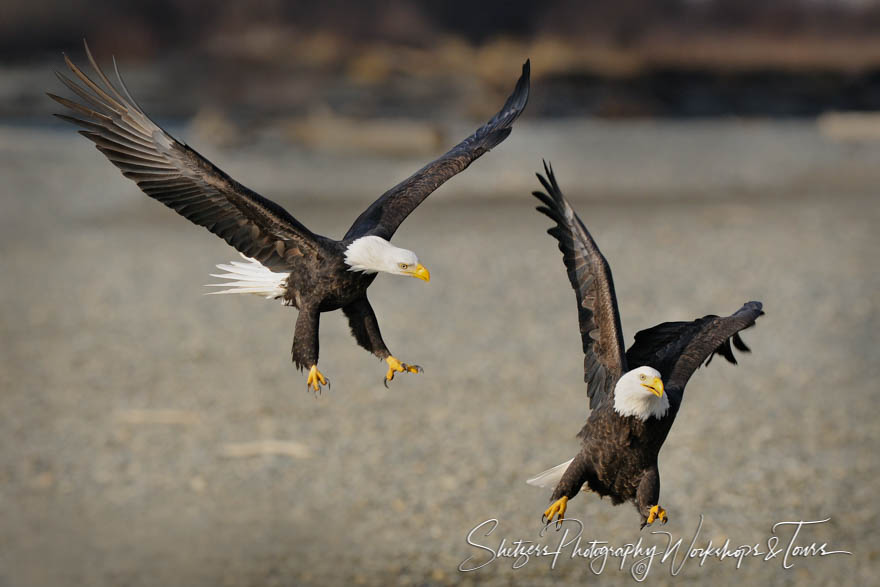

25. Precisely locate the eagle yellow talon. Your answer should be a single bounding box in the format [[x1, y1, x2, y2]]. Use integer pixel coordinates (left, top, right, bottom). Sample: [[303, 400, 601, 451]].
[[306, 365, 329, 393], [384, 356, 422, 386], [644, 504, 668, 527], [542, 496, 568, 527]]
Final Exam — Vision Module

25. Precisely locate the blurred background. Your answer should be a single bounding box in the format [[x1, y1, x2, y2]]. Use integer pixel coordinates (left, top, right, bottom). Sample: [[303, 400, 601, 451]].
[[9, 0, 880, 122], [2, 1, 878, 586]]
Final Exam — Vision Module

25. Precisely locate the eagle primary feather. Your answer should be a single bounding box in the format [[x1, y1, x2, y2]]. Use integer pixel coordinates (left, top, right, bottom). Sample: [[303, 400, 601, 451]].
[[50, 49, 320, 271], [345, 60, 531, 241], [533, 162, 627, 409]]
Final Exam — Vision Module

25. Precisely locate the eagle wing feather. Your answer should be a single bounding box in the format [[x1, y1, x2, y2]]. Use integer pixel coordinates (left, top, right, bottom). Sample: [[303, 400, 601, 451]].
[[532, 162, 627, 410], [344, 60, 530, 241], [625, 301, 764, 403], [48, 41, 323, 270]]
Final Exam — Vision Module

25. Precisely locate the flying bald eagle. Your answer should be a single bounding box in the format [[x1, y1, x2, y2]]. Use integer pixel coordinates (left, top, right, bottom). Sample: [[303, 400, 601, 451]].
[[48, 42, 529, 392], [526, 163, 763, 529]]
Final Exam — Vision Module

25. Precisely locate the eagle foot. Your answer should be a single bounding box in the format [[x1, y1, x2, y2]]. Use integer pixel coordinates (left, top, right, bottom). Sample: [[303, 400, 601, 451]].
[[383, 356, 422, 387], [542, 496, 568, 529], [641, 504, 668, 529], [306, 365, 329, 393]]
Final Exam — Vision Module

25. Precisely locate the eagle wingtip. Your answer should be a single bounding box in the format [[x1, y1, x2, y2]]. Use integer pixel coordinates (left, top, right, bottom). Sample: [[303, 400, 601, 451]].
[[500, 58, 531, 120], [743, 300, 764, 318]]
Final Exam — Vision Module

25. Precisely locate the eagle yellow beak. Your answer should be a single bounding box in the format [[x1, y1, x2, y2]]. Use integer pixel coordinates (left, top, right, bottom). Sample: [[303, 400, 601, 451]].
[[641, 377, 664, 398], [410, 263, 430, 282]]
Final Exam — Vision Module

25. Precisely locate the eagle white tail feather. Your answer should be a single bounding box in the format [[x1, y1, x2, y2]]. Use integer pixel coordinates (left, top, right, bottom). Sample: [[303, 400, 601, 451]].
[[204, 254, 289, 299], [525, 458, 574, 488]]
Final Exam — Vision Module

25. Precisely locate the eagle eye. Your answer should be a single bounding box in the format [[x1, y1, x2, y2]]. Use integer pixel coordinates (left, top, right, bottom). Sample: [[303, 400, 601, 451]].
[[639, 374, 647, 381], [399, 263, 408, 270]]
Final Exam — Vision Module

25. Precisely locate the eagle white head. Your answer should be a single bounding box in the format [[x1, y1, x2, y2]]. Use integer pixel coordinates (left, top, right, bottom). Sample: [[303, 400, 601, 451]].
[[344, 236, 430, 281], [613, 366, 669, 421]]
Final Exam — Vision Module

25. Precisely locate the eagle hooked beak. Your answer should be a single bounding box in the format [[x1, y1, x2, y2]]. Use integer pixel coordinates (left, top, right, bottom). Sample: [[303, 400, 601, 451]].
[[641, 377, 664, 398], [410, 263, 430, 282]]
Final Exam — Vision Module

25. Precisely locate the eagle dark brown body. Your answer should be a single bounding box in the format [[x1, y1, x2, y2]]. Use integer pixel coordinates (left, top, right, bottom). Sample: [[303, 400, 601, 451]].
[[49, 41, 529, 391], [278, 239, 380, 372], [551, 403, 677, 517], [530, 163, 763, 528]]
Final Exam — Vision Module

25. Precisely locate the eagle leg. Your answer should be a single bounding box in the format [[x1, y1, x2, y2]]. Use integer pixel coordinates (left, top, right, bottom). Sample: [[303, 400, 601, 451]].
[[383, 356, 423, 387], [294, 309, 327, 394], [306, 365, 329, 393], [640, 504, 668, 529], [542, 496, 568, 528]]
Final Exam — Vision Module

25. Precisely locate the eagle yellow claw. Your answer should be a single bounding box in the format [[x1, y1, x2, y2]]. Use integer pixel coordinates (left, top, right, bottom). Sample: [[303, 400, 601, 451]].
[[542, 496, 568, 527], [384, 356, 422, 387], [306, 365, 329, 393], [642, 504, 668, 529]]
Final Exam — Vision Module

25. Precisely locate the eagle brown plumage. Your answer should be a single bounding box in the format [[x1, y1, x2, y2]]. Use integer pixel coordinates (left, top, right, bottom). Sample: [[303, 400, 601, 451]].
[[527, 162, 764, 528], [48, 41, 530, 392]]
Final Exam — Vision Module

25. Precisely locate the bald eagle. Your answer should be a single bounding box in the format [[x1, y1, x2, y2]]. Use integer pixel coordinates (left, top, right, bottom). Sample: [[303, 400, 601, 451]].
[[48, 42, 529, 392], [526, 163, 763, 528]]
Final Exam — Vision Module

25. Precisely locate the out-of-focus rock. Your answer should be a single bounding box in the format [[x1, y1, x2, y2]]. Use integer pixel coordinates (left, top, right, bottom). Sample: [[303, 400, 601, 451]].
[[817, 111, 880, 142], [346, 48, 395, 85], [220, 440, 312, 459], [187, 106, 246, 148], [283, 112, 444, 156]]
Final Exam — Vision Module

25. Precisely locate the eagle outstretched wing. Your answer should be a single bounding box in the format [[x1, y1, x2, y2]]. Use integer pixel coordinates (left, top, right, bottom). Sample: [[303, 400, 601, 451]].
[[532, 162, 627, 409], [344, 60, 530, 241], [625, 301, 764, 397], [48, 41, 323, 270]]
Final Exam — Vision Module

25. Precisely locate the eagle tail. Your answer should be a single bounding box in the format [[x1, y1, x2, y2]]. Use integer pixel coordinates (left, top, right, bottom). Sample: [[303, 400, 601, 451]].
[[525, 458, 574, 489], [204, 254, 289, 299]]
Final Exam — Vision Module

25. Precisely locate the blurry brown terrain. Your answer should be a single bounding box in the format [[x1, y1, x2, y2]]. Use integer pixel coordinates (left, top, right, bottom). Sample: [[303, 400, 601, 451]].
[[7, 0, 880, 124]]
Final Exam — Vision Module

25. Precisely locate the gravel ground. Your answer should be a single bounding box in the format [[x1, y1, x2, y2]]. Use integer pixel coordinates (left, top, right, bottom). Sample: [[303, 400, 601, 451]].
[[1, 122, 878, 586]]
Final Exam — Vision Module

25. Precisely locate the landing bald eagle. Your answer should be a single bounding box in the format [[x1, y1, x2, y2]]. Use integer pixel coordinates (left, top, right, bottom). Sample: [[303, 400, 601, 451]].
[[48, 42, 529, 391], [526, 163, 763, 528]]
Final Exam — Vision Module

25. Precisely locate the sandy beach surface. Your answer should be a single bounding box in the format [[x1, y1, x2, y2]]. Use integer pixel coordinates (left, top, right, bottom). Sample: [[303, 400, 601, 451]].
[[1, 120, 877, 585]]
